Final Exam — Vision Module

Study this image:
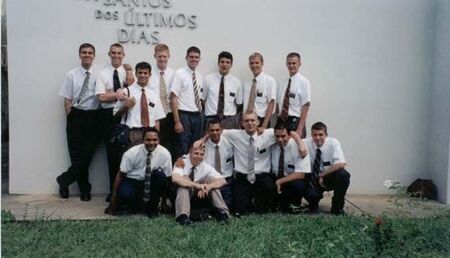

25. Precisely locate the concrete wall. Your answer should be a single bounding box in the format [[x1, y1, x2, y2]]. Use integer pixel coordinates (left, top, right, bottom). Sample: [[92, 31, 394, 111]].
[[6, 0, 439, 195], [429, 0, 450, 204]]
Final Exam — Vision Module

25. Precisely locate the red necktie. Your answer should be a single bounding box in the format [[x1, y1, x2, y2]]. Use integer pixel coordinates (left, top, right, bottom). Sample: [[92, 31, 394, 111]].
[[141, 88, 150, 127]]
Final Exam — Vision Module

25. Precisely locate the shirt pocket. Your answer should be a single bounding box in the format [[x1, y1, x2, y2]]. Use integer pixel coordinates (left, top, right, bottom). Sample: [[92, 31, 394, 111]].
[[226, 91, 236, 103]]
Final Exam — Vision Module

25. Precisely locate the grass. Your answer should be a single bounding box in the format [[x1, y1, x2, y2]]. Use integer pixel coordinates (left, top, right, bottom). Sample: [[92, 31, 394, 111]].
[[2, 211, 450, 257]]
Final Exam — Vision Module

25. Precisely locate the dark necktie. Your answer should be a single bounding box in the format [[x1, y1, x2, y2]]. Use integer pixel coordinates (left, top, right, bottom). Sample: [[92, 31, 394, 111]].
[[278, 146, 285, 178], [311, 148, 322, 186], [113, 69, 121, 92], [280, 78, 291, 121], [217, 76, 225, 120], [247, 136, 256, 184], [189, 167, 196, 182], [143, 151, 152, 202], [246, 78, 257, 112], [141, 88, 150, 127], [77, 71, 90, 104], [215, 145, 221, 173]]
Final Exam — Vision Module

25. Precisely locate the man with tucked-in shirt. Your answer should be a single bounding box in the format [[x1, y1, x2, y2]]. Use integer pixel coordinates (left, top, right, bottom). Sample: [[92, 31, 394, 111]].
[[202, 51, 243, 129], [108, 127, 172, 217], [56, 43, 101, 201]]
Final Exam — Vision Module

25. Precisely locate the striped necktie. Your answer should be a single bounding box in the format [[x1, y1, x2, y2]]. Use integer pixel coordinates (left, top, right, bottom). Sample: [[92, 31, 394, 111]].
[[77, 71, 90, 104], [159, 71, 170, 114], [192, 72, 202, 112]]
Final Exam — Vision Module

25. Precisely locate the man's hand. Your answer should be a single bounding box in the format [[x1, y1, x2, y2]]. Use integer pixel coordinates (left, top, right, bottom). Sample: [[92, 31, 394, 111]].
[[192, 140, 205, 150], [299, 143, 307, 158], [124, 97, 136, 108], [296, 126, 305, 139], [174, 121, 184, 134], [319, 176, 326, 188], [116, 88, 128, 101], [65, 107, 72, 115], [174, 158, 186, 168], [275, 179, 283, 194], [257, 126, 265, 135], [197, 189, 209, 199], [123, 63, 132, 71]]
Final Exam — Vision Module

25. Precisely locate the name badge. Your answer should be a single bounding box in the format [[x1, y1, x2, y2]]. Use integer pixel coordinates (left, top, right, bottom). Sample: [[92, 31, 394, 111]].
[[148, 102, 155, 108], [226, 157, 232, 163], [287, 164, 295, 169], [289, 93, 296, 98], [200, 88, 203, 92], [323, 161, 331, 166], [257, 92, 263, 97], [229, 92, 236, 97], [259, 148, 266, 154]]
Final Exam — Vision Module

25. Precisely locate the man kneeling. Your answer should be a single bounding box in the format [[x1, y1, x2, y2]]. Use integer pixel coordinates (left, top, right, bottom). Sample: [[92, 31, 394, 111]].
[[108, 127, 172, 217], [172, 145, 229, 225]]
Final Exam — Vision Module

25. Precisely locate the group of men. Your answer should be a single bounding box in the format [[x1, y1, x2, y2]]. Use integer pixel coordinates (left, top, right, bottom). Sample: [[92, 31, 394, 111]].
[[56, 42, 351, 225]]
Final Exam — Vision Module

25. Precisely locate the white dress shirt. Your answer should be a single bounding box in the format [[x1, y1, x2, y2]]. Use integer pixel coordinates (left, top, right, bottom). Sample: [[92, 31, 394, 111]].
[[277, 72, 311, 117], [114, 83, 166, 128], [171, 66, 204, 112], [120, 144, 173, 180], [95, 64, 128, 109], [204, 137, 234, 178], [172, 154, 223, 183], [271, 138, 311, 177], [243, 72, 277, 117], [202, 72, 243, 116], [59, 65, 101, 110], [222, 129, 276, 174], [150, 65, 175, 114], [304, 137, 346, 172]]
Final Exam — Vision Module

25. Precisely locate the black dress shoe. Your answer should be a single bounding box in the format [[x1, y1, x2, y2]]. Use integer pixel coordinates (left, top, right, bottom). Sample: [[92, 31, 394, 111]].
[[176, 214, 192, 226], [80, 192, 91, 201], [56, 176, 69, 199], [147, 210, 159, 218], [330, 210, 346, 216], [215, 209, 229, 224], [105, 194, 112, 203]]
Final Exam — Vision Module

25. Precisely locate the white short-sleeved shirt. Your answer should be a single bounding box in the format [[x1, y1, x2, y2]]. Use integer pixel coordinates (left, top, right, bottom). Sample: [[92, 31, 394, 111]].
[[243, 72, 277, 117], [95, 64, 129, 109], [271, 138, 311, 177], [204, 137, 234, 178], [277, 72, 311, 118], [114, 83, 166, 128], [149, 66, 175, 114], [172, 154, 223, 183], [222, 129, 276, 174], [58, 65, 101, 110], [304, 137, 346, 173], [120, 144, 173, 180], [202, 72, 243, 116], [171, 66, 203, 112]]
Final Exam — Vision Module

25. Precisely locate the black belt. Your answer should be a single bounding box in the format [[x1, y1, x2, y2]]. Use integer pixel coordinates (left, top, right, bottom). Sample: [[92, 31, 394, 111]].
[[205, 115, 235, 119], [179, 110, 201, 115], [72, 107, 99, 114]]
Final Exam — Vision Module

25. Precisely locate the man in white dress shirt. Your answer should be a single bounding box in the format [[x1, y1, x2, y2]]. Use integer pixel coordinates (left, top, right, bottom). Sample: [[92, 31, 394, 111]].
[[277, 52, 311, 138], [108, 127, 172, 217], [271, 122, 311, 213], [114, 62, 166, 147], [172, 145, 229, 225], [202, 51, 243, 129], [304, 122, 351, 215], [56, 43, 101, 201], [150, 43, 177, 161], [171, 46, 204, 158], [243, 53, 276, 129], [95, 43, 135, 202]]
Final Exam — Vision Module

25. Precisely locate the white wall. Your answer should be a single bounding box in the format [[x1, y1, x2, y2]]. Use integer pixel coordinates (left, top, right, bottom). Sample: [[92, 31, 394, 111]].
[[7, 0, 438, 195], [429, 0, 450, 204]]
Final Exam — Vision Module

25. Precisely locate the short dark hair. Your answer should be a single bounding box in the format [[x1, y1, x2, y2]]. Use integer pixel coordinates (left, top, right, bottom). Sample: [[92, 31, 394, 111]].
[[109, 43, 124, 51], [135, 62, 152, 72], [143, 127, 160, 139], [79, 43, 95, 54], [218, 51, 233, 64], [186, 46, 201, 57], [274, 119, 291, 133], [207, 119, 222, 129], [311, 121, 328, 134], [286, 52, 301, 60]]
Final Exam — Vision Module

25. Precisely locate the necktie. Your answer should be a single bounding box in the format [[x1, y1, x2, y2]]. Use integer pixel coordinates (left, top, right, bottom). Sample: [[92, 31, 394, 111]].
[[280, 78, 291, 121], [247, 136, 256, 184], [246, 78, 257, 112], [217, 76, 225, 120], [113, 69, 121, 92], [278, 146, 285, 178], [77, 71, 90, 104], [143, 151, 152, 202], [189, 167, 196, 182], [215, 145, 221, 173], [192, 72, 202, 112], [141, 88, 150, 127], [311, 148, 322, 187], [159, 71, 170, 114]]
